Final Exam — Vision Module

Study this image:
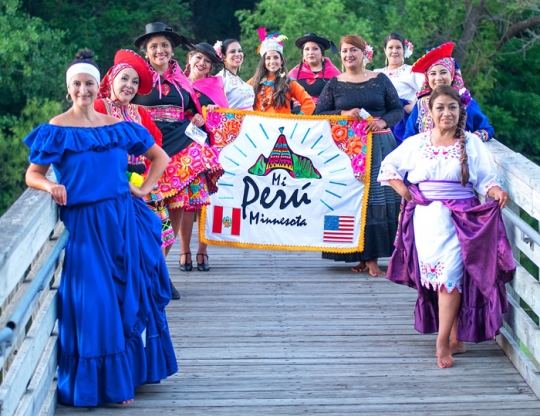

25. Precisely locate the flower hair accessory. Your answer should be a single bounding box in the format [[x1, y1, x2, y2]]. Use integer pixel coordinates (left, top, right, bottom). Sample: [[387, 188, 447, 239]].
[[404, 40, 414, 59], [363, 43, 373, 64], [213, 40, 223, 59], [459, 88, 472, 107]]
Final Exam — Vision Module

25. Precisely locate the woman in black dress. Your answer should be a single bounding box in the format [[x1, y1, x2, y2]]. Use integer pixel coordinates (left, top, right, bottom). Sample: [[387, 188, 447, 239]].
[[314, 34, 403, 276]]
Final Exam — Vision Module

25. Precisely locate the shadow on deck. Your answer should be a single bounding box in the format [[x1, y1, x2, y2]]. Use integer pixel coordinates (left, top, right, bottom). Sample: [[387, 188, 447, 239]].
[[55, 228, 540, 415]]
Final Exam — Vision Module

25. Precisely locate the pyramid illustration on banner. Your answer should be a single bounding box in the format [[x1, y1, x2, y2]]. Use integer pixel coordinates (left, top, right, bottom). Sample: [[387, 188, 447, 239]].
[[248, 127, 322, 179]]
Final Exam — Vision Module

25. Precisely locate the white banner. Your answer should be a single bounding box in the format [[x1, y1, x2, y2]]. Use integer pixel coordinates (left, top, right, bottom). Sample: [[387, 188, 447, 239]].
[[201, 111, 372, 253]]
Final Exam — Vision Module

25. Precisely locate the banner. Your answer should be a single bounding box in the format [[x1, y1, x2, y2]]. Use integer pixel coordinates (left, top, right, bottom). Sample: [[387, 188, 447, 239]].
[[200, 110, 372, 253]]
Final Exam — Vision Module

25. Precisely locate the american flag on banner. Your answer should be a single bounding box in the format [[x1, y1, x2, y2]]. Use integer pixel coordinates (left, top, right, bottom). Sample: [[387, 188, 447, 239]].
[[323, 215, 355, 243]]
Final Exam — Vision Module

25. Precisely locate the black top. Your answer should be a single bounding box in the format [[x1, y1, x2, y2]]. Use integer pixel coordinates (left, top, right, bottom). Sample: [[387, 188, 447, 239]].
[[296, 76, 328, 98], [132, 79, 192, 108], [195, 91, 214, 108], [132, 80, 199, 157], [314, 74, 403, 128]]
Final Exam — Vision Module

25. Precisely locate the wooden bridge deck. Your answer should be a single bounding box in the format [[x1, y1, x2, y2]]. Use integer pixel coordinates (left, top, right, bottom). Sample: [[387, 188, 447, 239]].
[[55, 228, 540, 415]]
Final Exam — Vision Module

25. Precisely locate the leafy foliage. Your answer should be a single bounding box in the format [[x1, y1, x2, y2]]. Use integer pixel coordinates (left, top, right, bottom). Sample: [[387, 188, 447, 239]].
[[0, 99, 62, 215]]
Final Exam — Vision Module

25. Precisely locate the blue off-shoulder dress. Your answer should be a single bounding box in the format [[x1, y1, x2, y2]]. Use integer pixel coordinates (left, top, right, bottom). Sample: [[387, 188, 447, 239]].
[[24, 122, 178, 406]]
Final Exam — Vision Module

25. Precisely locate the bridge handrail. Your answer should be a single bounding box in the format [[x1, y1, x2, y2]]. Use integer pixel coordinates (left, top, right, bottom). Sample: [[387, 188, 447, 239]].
[[0, 169, 64, 416], [486, 139, 540, 400]]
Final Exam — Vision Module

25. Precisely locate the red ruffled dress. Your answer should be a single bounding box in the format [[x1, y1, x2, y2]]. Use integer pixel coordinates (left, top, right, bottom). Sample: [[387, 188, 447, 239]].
[[95, 98, 175, 246]]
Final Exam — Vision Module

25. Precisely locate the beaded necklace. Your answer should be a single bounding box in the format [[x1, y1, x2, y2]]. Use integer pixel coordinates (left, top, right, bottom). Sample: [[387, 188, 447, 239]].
[[259, 77, 275, 111]]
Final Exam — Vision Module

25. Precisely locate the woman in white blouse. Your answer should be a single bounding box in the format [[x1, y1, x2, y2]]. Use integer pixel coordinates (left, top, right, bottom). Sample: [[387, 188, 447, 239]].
[[375, 33, 423, 144], [214, 39, 255, 110]]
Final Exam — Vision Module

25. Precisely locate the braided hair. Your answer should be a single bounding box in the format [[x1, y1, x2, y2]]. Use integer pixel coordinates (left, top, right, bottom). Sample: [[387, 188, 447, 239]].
[[429, 85, 469, 186], [296, 42, 326, 79]]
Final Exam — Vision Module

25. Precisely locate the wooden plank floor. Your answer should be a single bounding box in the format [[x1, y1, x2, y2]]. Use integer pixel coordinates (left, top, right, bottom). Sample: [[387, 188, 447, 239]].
[[56, 226, 540, 415]]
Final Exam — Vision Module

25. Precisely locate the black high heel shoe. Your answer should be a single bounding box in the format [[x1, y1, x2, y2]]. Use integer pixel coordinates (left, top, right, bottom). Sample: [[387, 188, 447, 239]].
[[179, 252, 192, 271], [197, 253, 210, 271]]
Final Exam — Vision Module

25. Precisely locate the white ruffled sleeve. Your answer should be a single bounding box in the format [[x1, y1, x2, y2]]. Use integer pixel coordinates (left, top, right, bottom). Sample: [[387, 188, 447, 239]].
[[466, 132, 503, 196], [377, 134, 421, 185]]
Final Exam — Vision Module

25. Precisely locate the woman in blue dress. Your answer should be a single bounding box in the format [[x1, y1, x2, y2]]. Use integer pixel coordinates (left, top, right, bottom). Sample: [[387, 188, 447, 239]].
[[24, 50, 177, 406]]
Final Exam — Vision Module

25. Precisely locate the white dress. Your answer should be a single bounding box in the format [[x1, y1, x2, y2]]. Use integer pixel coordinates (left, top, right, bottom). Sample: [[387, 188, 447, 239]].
[[217, 69, 255, 110], [374, 64, 423, 103], [377, 131, 501, 292]]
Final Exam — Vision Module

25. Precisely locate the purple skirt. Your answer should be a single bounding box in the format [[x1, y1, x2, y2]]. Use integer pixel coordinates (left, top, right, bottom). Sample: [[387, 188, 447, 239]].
[[387, 185, 515, 343]]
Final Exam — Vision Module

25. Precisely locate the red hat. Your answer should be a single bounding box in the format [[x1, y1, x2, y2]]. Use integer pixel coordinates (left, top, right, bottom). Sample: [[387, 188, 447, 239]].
[[411, 42, 454, 74], [99, 49, 154, 98]]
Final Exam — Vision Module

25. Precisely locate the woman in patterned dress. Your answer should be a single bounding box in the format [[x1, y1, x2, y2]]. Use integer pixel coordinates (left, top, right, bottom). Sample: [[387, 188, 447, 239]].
[[95, 49, 175, 254], [132, 23, 223, 277]]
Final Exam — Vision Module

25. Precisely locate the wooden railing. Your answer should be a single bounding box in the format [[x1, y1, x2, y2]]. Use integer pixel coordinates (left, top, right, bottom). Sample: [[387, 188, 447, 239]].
[[487, 140, 540, 399], [1, 141, 540, 414], [0, 171, 66, 416]]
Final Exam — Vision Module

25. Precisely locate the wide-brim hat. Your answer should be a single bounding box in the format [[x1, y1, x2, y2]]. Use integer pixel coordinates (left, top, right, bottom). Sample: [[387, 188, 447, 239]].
[[134, 22, 188, 49], [411, 42, 454, 73], [295, 33, 338, 54], [187, 43, 223, 64]]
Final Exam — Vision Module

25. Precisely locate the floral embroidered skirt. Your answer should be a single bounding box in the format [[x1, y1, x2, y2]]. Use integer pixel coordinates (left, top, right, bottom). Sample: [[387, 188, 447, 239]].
[[128, 157, 175, 248], [413, 201, 464, 293], [160, 142, 223, 212]]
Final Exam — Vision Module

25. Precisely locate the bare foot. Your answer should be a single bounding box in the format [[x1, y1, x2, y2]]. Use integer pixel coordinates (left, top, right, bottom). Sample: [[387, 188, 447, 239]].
[[120, 399, 134, 405], [366, 260, 385, 277], [436, 341, 454, 368], [449, 340, 466, 355], [351, 262, 367, 273]]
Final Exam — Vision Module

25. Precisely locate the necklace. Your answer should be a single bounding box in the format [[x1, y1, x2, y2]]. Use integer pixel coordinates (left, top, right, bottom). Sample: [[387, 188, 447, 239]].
[[259, 77, 274, 111]]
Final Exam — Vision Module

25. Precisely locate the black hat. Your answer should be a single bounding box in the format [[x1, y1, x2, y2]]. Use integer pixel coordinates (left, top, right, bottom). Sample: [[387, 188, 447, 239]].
[[187, 43, 223, 65], [295, 33, 338, 54], [134, 22, 189, 49]]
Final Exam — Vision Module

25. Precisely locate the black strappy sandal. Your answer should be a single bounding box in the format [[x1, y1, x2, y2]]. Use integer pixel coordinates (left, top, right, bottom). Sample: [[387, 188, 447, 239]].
[[196, 253, 210, 271], [179, 252, 192, 272]]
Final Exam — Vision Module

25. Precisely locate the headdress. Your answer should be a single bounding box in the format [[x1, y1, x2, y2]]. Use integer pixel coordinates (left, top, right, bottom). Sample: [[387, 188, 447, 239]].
[[413, 42, 467, 99], [187, 42, 223, 64], [66, 63, 100, 86], [134, 22, 191, 49], [257, 28, 288, 56], [294, 33, 338, 54], [98, 49, 154, 99], [411, 42, 454, 74]]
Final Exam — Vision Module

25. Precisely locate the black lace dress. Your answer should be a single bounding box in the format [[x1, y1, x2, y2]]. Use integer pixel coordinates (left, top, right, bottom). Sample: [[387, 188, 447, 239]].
[[315, 74, 403, 262]]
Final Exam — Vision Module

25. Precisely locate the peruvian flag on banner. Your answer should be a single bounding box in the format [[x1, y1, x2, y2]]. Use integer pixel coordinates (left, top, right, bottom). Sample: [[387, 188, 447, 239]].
[[212, 206, 241, 236]]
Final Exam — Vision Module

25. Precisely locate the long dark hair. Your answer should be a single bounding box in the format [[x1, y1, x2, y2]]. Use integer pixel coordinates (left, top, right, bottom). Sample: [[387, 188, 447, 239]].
[[429, 85, 469, 186], [221, 39, 241, 74], [252, 51, 290, 109], [296, 42, 326, 79]]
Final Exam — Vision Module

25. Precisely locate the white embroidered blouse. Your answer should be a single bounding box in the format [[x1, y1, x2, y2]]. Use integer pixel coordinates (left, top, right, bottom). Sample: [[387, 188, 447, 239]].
[[217, 69, 255, 110], [374, 64, 424, 103], [377, 131, 501, 196]]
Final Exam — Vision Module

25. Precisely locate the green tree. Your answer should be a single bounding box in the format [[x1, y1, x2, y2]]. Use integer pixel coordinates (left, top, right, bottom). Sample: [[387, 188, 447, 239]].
[[0, 99, 62, 215], [21, 0, 193, 71], [236, 0, 374, 77]]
